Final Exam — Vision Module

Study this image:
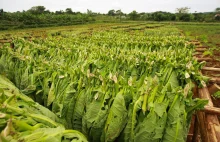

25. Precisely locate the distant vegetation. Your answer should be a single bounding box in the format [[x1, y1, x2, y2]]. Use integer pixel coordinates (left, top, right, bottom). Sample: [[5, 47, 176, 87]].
[[0, 6, 219, 30]]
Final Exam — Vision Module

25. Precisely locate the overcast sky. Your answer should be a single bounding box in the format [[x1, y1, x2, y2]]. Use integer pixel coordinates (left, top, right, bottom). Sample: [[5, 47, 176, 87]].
[[0, 0, 219, 13]]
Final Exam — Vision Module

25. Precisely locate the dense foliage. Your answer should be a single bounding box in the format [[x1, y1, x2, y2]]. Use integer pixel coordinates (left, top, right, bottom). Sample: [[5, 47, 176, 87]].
[[0, 75, 87, 142], [0, 11, 95, 30], [0, 6, 219, 30], [0, 25, 207, 142]]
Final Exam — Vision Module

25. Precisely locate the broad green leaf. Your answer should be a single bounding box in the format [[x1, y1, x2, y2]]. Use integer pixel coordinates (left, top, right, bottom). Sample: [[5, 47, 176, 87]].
[[102, 94, 128, 142]]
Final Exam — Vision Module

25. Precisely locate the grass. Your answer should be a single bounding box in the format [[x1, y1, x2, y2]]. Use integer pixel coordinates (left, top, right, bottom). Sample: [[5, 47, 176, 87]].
[[175, 24, 220, 46]]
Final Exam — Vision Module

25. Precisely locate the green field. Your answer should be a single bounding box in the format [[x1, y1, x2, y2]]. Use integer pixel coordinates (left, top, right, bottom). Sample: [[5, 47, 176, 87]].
[[1, 22, 219, 45], [175, 23, 220, 46], [0, 23, 211, 142]]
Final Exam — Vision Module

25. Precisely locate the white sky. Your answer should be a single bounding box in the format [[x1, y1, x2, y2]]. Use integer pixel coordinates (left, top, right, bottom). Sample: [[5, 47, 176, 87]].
[[0, 0, 219, 13]]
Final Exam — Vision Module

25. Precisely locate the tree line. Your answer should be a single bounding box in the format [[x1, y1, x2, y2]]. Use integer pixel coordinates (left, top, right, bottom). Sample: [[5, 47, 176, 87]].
[[109, 7, 220, 22], [0, 6, 219, 30]]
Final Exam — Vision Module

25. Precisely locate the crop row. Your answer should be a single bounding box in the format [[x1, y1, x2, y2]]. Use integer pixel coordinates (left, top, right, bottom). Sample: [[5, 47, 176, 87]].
[[0, 26, 207, 142]]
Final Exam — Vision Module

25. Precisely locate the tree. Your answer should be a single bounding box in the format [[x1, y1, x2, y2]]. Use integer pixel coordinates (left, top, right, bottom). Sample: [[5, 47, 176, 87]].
[[108, 9, 115, 16], [215, 7, 220, 13], [44, 10, 51, 14], [153, 12, 166, 21], [179, 13, 191, 21], [66, 8, 73, 14], [28, 6, 46, 14], [116, 10, 122, 15], [170, 14, 176, 21], [139, 13, 151, 21], [87, 9, 93, 16], [176, 7, 190, 14], [129, 10, 139, 20], [176, 7, 191, 21], [0, 9, 3, 16], [55, 10, 64, 15], [193, 13, 205, 21], [116, 10, 123, 22]]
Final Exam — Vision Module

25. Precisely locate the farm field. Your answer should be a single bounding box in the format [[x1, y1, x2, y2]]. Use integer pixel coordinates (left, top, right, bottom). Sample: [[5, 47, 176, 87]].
[[0, 23, 211, 142]]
